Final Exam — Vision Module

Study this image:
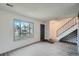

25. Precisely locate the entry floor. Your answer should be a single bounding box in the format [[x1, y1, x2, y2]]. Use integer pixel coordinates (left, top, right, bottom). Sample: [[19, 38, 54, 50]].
[[8, 42, 78, 56]]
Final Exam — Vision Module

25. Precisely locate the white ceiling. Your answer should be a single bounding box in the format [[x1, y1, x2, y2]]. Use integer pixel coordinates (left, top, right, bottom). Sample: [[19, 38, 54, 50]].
[[0, 3, 79, 20]]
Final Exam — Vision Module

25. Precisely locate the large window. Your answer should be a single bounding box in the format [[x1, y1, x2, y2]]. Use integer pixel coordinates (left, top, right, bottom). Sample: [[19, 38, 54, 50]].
[[14, 19, 34, 41]]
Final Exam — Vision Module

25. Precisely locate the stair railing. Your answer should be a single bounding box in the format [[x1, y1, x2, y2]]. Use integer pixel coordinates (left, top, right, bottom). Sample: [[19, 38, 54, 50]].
[[57, 17, 77, 36]]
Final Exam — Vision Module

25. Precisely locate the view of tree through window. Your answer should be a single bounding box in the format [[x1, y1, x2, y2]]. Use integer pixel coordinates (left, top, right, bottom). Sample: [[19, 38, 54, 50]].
[[14, 19, 34, 41]]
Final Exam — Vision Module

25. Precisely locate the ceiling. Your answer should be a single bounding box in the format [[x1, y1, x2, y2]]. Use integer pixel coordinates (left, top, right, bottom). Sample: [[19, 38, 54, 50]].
[[0, 3, 79, 21]]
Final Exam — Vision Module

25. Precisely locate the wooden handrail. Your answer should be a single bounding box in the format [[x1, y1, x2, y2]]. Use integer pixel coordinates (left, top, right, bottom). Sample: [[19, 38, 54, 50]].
[[57, 17, 77, 36]]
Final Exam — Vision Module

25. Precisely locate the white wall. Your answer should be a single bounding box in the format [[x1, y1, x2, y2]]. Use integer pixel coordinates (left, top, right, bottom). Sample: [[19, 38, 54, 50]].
[[0, 9, 49, 54]]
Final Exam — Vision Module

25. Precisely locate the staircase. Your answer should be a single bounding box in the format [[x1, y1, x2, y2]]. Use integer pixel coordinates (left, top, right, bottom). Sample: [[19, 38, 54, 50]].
[[57, 17, 78, 42]]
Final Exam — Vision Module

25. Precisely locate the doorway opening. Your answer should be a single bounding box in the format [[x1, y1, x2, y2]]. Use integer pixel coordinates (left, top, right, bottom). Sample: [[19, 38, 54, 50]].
[[40, 24, 45, 41]]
